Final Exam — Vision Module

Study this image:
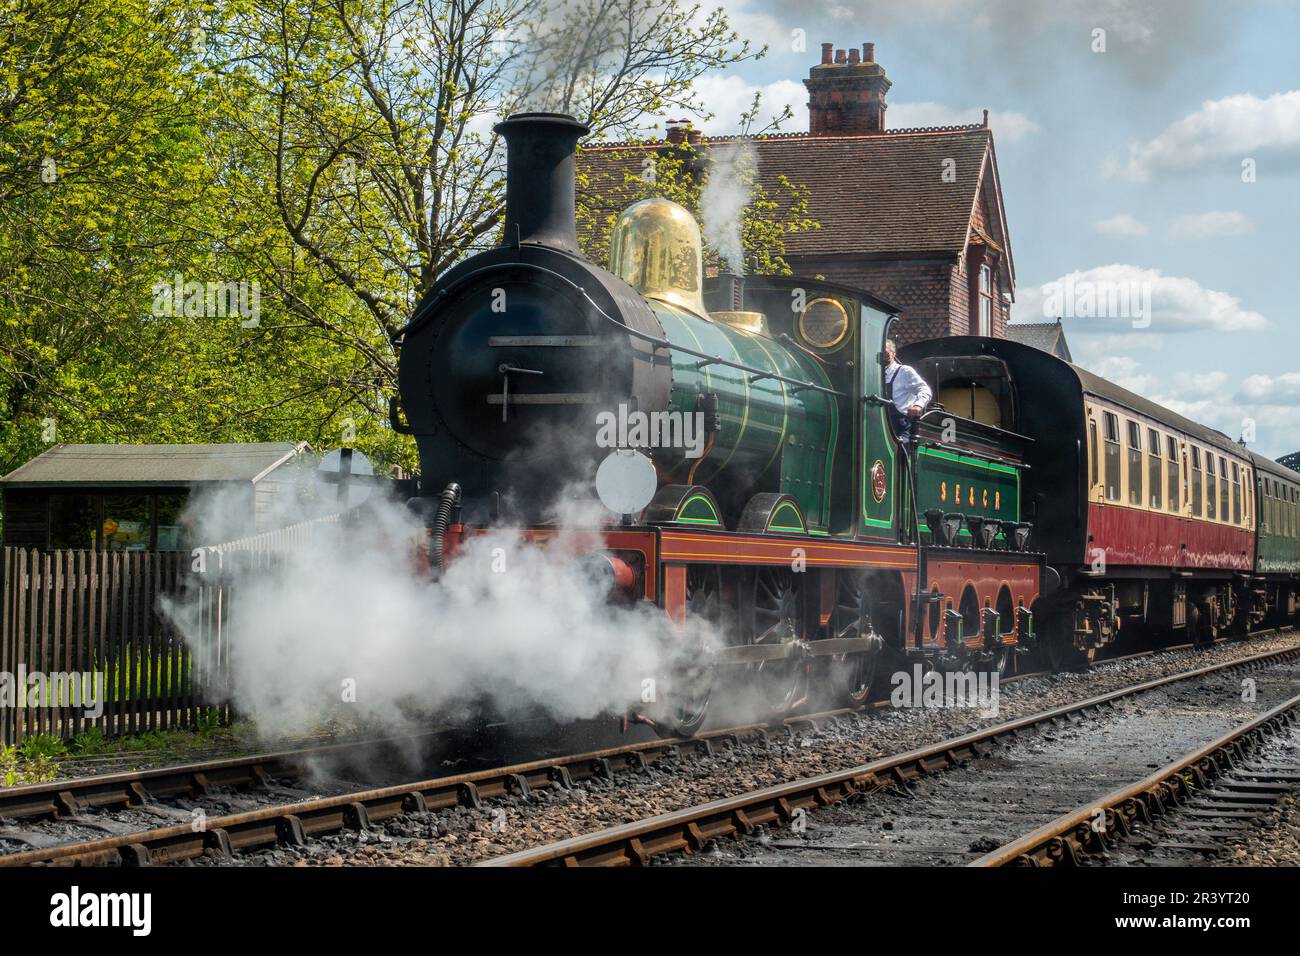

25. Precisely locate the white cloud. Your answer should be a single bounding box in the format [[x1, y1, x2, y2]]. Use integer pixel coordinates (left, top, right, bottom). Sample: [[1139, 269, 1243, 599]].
[[1083, 355, 1159, 395], [1014, 264, 1267, 333], [1103, 90, 1300, 181], [1168, 210, 1254, 240], [1068, 356, 1297, 455], [683, 76, 807, 134], [1094, 213, 1148, 237], [1239, 373, 1300, 405]]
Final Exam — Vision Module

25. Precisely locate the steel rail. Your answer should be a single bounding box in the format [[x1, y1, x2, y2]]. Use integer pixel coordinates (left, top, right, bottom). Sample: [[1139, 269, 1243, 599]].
[[970, 690, 1300, 867], [479, 643, 1300, 867]]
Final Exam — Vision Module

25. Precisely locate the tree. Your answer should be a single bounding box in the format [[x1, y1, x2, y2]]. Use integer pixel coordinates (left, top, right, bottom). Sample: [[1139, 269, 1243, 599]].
[[576, 133, 820, 277], [202, 0, 762, 432]]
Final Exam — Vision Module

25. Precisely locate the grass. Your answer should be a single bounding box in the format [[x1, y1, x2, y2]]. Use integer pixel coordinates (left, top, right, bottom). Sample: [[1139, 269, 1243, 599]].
[[0, 710, 255, 787]]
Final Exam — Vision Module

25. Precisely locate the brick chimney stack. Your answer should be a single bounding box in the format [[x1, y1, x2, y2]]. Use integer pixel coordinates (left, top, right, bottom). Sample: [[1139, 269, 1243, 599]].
[[805, 40, 892, 135]]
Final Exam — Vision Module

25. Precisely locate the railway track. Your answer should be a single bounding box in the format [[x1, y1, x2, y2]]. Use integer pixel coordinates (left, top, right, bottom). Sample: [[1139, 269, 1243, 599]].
[[0, 631, 1242, 829], [2, 632, 1295, 866], [479, 642, 1300, 866], [972, 695, 1300, 866]]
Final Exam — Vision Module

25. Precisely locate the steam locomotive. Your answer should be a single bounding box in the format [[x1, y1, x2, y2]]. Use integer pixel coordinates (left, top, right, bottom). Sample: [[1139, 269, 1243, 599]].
[[391, 111, 1300, 735]]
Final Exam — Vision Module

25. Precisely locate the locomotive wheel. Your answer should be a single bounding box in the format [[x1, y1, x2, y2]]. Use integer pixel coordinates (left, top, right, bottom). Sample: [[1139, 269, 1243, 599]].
[[657, 565, 722, 738], [993, 643, 1015, 678], [745, 567, 809, 716], [825, 571, 884, 707]]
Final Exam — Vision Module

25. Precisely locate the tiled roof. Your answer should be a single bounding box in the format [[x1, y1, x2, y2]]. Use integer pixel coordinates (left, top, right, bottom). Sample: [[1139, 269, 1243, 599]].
[[1005, 320, 1071, 361], [0, 443, 308, 487], [579, 125, 1001, 262]]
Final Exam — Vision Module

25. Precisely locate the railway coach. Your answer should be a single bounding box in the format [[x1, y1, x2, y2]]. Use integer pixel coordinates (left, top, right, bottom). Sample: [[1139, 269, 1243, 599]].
[[902, 336, 1300, 667]]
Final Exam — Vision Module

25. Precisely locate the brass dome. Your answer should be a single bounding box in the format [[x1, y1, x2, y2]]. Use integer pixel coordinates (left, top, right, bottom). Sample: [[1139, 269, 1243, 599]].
[[608, 198, 708, 319]]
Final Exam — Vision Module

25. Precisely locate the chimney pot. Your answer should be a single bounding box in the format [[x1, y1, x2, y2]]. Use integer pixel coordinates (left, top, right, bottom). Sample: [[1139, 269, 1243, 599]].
[[686, 128, 702, 145], [820, 42, 833, 65], [805, 43, 891, 135]]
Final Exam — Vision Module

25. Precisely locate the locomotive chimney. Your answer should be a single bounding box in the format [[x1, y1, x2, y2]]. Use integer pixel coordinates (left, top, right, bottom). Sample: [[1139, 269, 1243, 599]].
[[493, 112, 590, 254]]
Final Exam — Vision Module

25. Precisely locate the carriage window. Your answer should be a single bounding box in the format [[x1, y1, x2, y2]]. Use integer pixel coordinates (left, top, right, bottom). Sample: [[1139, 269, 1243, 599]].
[[1089, 419, 1099, 489], [1206, 455, 1217, 520], [1147, 428, 1162, 510], [1219, 457, 1230, 522], [1244, 468, 1252, 526], [1103, 412, 1121, 502], [1167, 437, 1180, 512], [1191, 447, 1203, 516], [1126, 421, 1143, 506], [1231, 462, 1242, 525]]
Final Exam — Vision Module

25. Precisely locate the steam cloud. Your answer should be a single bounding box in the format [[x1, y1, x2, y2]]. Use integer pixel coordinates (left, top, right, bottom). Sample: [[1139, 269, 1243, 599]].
[[162, 486, 710, 740], [701, 141, 756, 274]]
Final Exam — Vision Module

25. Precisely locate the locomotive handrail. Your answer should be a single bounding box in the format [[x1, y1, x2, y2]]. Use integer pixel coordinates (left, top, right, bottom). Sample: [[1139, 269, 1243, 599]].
[[393, 260, 850, 400]]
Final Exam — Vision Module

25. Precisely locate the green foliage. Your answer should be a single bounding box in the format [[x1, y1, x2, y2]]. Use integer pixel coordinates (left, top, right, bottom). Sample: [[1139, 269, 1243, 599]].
[[577, 140, 819, 276], [68, 727, 109, 755], [0, 0, 801, 503], [17, 733, 67, 760]]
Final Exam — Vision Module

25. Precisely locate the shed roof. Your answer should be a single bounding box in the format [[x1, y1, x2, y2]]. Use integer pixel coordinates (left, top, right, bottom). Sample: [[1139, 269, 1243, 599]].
[[0, 443, 307, 489]]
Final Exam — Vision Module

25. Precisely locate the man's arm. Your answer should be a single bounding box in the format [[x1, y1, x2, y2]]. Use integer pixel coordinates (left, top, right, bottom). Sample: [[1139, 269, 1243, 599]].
[[904, 366, 932, 416], [913, 370, 933, 410]]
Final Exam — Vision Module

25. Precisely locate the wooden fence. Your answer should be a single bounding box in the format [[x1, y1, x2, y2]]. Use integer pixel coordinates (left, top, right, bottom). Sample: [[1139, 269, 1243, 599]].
[[0, 515, 338, 746]]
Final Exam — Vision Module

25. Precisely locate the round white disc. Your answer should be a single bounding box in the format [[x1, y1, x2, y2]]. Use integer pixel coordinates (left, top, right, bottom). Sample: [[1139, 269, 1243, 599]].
[[595, 449, 657, 516]]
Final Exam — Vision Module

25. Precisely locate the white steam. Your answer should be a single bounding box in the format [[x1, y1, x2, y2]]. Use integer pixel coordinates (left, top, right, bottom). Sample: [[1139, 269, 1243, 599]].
[[162, 486, 709, 739], [700, 141, 755, 274]]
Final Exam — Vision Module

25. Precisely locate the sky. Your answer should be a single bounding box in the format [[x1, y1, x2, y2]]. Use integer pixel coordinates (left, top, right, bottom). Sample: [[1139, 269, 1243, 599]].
[[656, 0, 1300, 459]]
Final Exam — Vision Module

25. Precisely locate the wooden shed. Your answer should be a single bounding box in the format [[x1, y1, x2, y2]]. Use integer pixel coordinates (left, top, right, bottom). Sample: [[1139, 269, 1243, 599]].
[[0, 442, 310, 551]]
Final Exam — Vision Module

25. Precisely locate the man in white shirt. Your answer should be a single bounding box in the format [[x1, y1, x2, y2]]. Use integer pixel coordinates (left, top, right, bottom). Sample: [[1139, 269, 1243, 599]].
[[883, 339, 932, 446]]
